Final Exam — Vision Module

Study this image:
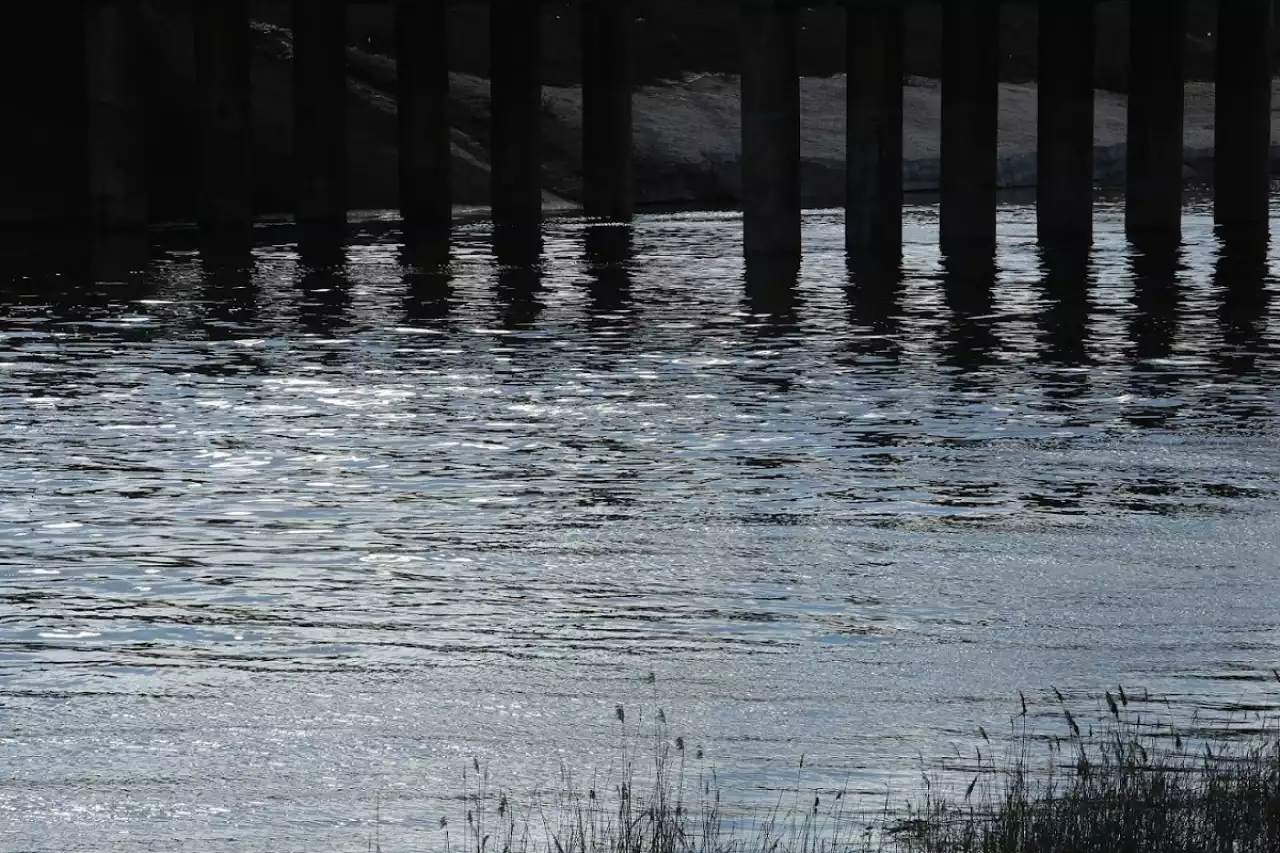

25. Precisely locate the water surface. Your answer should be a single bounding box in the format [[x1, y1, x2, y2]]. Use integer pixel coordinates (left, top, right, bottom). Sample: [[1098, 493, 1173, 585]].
[[3, 202, 1280, 852]]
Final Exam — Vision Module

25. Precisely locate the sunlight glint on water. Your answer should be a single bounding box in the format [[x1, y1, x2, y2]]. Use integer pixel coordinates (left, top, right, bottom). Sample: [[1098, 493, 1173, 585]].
[[2, 200, 1280, 851]]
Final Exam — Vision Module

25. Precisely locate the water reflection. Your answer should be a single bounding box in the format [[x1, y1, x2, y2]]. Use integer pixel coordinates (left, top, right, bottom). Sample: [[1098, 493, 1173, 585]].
[[1215, 231, 1272, 377], [940, 249, 1000, 373], [198, 232, 258, 339], [493, 223, 544, 329], [845, 255, 904, 363], [5, 209, 1280, 853], [1128, 237, 1183, 365], [1125, 237, 1184, 429], [1037, 241, 1093, 369], [296, 225, 352, 335], [584, 224, 634, 326], [400, 228, 453, 324], [742, 254, 801, 334]]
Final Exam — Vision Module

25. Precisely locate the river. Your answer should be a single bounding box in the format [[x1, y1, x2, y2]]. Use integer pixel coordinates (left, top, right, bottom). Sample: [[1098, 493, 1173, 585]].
[[2, 201, 1280, 852]]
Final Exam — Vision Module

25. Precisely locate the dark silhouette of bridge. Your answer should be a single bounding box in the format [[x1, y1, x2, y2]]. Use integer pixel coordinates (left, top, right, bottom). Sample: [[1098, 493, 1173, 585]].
[[51, 1, 1280, 257]]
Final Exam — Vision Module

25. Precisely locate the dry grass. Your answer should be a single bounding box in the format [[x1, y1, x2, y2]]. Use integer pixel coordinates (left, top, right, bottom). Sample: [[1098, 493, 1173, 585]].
[[896, 687, 1280, 853], [422, 689, 1280, 853]]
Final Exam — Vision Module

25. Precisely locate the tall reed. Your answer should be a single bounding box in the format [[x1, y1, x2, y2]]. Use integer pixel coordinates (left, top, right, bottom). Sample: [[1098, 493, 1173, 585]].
[[428, 689, 1280, 853]]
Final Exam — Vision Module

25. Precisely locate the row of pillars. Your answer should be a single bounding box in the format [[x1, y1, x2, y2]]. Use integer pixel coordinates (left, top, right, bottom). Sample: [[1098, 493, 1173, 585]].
[[87, 0, 634, 232], [818, 0, 1273, 258], [85, 1, 1274, 256]]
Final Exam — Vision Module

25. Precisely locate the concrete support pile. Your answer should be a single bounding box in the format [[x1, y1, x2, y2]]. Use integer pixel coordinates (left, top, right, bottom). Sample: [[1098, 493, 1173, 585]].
[[1037, 2, 1095, 246], [940, 0, 1000, 254], [846, 0, 904, 259], [741, 2, 801, 259], [490, 0, 543, 230], [85, 1, 147, 229], [582, 0, 634, 221], [195, 0, 253, 231], [1214, 0, 1273, 237], [1126, 0, 1186, 240], [293, 0, 348, 226], [397, 1, 452, 229]]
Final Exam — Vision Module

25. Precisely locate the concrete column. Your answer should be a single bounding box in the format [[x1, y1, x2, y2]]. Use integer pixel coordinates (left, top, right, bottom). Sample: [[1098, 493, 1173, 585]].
[[1126, 0, 1185, 240], [491, 0, 542, 229], [582, 0, 634, 221], [741, 2, 801, 259], [195, 0, 253, 230], [1215, 0, 1272, 236], [85, 2, 147, 229], [846, 0, 904, 259], [1037, 3, 1095, 246], [293, 1, 347, 226], [397, 0, 451, 228], [940, 0, 1000, 254]]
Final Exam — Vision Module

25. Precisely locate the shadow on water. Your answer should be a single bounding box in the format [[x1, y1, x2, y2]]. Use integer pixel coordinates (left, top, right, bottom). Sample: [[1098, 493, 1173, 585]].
[[1126, 236, 1184, 429], [493, 224, 544, 330], [1215, 228, 1272, 378], [844, 254, 904, 363], [1129, 236, 1183, 365], [1036, 240, 1094, 410], [1037, 241, 1093, 369], [584, 224, 635, 331], [295, 225, 352, 336], [742, 254, 802, 335], [400, 228, 454, 324], [198, 232, 259, 340], [940, 248, 1000, 380], [738, 255, 802, 396], [41, 234, 155, 329]]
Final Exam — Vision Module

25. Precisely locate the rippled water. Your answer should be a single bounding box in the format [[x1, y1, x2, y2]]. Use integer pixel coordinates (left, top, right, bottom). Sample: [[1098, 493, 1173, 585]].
[[3, 202, 1280, 851]]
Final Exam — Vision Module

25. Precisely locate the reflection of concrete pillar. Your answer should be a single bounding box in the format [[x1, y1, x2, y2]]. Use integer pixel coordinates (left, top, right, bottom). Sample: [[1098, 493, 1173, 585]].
[[195, 1, 252, 230], [741, 2, 800, 259], [940, 0, 1000, 254], [1037, 3, 1095, 246], [397, 0, 451, 228], [1215, 0, 1272, 236], [846, 0, 903, 259], [293, 1, 347, 226], [86, 2, 147, 229], [401, 228, 453, 321], [585, 225, 634, 316], [491, 0, 542, 229], [1126, 0, 1185, 240], [582, 0, 634, 221]]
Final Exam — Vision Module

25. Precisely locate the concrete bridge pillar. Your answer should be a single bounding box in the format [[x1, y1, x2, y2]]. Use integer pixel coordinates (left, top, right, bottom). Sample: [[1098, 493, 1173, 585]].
[[1037, 2, 1095, 246], [846, 0, 904, 260], [85, 1, 147, 229], [491, 0, 543, 230], [195, 0, 253, 231], [1214, 0, 1272, 237], [741, 1, 801, 259], [397, 0, 452, 229], [293, 0, 347, 226], [582, 0, 634, 221], [1126, 0, 1185, 241], [940, 0, 1000, 254]]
